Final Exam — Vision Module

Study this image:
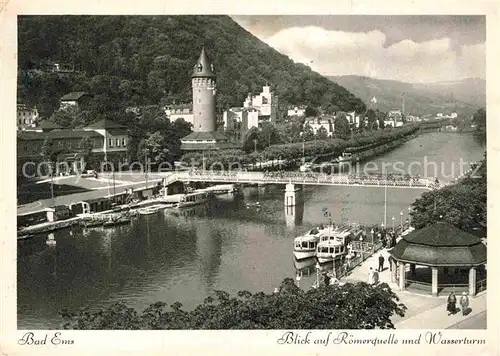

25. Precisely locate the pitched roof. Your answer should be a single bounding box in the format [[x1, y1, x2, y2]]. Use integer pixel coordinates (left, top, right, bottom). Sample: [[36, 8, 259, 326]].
[[38, 120, 62, 130], [192, 47, 216, 78], [404, 222, 481, 247], [60, 92, 89, 101], [84, 118, 127, 130], [390, 222, 487, 266], [18, 129, 101, 141], [181, 131, 228, 141]]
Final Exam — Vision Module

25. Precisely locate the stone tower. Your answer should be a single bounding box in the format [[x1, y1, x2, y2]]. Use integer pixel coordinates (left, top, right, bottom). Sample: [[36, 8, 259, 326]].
[[191, 47, 217, 132]]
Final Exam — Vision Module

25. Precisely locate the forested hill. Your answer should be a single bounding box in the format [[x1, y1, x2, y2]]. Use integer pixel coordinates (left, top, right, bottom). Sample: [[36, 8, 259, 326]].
[[18, 15, 366, 120]]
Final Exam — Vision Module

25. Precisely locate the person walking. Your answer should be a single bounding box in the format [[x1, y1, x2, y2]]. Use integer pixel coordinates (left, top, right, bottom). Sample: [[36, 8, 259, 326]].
[[388, 255, 393, 272], [367, 267, 374, 284], [378, 254, 385, 272], [460, 292, 470, 316], [447, 292, 457, 315], [372, 269, 379, 284]]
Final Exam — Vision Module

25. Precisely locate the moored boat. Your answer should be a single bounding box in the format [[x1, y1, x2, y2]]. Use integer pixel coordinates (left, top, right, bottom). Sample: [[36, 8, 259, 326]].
[[138, 204, 165, 215], [316, 240, 346, 263], [293, 225, 330, 260], [176, 191, 209, 209]]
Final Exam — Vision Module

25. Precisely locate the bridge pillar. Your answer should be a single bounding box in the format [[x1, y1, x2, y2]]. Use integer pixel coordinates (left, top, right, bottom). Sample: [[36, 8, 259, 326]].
[[284, 183, 297, 207]]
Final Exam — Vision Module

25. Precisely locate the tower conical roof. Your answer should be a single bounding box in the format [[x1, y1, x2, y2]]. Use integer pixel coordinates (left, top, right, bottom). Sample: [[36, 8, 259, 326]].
[[192, 47, 216, 78]]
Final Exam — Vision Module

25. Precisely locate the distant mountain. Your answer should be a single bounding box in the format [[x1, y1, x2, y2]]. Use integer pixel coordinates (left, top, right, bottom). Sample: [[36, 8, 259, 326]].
[[17, 15, 366, 120], [413, 78, 485, 108], [328, 75, 484, 117]]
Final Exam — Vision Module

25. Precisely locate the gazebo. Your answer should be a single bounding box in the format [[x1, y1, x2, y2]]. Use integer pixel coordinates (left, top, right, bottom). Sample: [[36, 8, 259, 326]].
[[389, 222, 487, 297]]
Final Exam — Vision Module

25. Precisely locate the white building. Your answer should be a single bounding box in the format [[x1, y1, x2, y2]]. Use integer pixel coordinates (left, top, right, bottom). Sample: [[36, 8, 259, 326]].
[[222, 107, 259, 142], [287, 106, 306, 117], [303, 117, 334, 137], [243, 85, 278, 124], [17, 104, 39, 130], [165, 105, 194, 127]]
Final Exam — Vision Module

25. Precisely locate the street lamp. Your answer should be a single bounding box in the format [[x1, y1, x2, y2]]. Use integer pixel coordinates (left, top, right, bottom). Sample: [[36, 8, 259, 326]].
[[391, 215, 395, 230], [408, 206, 412, 226], [400, 211, 403, 228], [370, 228, 374, 252], [296, 272, 301, 288]]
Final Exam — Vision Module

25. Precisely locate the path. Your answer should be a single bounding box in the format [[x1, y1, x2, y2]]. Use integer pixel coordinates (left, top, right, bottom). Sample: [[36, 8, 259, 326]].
[[345, 247, 487, 329]]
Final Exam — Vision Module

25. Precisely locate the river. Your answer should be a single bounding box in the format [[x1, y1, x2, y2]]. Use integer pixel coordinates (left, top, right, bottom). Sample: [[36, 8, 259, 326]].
[[17, 132, 485, 329]]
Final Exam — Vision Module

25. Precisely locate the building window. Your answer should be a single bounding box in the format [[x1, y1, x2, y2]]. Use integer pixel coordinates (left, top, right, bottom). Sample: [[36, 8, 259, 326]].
[[18, 119, 22, 125], [108, 138, 113, 147], [116, 138, 120, 147], [24, 119, 28, 124], [122, 138, 126, 146]]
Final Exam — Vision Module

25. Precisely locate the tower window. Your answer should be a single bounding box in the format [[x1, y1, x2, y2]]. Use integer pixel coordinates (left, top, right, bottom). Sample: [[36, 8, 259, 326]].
[[197, 64, 203, 72]]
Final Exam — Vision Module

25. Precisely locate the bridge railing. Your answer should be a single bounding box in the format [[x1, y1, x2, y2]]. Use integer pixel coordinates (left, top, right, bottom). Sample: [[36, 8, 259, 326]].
[[171, 171, 443, 189]]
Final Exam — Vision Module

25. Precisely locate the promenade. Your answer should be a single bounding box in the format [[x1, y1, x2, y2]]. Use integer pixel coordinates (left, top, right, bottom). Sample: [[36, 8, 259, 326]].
[[345, 247, 487, 329], [17, 173, 164, 216]]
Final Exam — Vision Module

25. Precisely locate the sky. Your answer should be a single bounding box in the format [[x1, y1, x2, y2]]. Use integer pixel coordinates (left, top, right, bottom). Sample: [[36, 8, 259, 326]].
[[232, 16, 485, 83]]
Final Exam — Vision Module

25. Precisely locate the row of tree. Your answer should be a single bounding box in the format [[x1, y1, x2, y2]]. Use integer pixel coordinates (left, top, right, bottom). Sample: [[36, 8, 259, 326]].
[[180, 125, 419, 169], [410, 153, 486, 233], [59, 278, 406, 329]]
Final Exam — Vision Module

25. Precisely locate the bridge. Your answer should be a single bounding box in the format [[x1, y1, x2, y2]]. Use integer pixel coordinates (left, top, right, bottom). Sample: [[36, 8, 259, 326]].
[[164, 171, 446, 190]]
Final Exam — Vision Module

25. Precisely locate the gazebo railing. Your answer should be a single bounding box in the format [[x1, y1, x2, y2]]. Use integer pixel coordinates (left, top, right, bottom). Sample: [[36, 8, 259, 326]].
[[437, 282, 469, 293], [476, 278, 487, 293]]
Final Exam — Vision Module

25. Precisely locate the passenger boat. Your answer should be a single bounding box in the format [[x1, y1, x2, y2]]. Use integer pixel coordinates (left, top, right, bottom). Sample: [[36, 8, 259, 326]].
[[316, 240, 346, 263], [138, 205, 165, 215], [176, 191, 209, 209], [316, 225, 363, 263], [293, 225, 330, 260]]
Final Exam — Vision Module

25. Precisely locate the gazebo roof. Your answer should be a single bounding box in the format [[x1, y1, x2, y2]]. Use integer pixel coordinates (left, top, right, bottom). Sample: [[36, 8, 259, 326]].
[[390, 222, 487, 267]]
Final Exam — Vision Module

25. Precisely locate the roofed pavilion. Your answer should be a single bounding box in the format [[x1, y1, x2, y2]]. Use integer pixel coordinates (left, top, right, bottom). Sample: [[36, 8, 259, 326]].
[[389, 222, 487, 297]]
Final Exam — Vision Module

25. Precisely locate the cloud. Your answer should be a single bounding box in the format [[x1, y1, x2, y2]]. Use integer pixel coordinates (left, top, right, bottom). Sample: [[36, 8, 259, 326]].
[[262, 26, 485, 82]]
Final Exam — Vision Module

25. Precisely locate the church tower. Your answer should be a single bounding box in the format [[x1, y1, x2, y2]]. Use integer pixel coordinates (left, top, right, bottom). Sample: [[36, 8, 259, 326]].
[[191, 47, 217, 132]]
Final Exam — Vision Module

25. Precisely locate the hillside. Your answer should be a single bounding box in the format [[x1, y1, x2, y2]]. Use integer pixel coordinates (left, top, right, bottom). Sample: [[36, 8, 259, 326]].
[[17, 15, 365, 121], [413, 78, 485, 108], [328, 75, 482, 117]]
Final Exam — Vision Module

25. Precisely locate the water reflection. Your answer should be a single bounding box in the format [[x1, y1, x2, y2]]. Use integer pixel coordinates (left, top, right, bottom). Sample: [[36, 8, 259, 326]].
[[17, 132, 485, 328]]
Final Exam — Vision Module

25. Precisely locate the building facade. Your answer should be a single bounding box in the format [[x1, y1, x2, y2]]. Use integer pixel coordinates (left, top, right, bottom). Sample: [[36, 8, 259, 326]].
[[165, 104, 194, 127], [17, 118, 129, 178], [287, 106, 306, 118], [243, 85, 279, 125], [60, 92, 91, 109], [17, 104, 39, 130], [222, 107, 259, 142]]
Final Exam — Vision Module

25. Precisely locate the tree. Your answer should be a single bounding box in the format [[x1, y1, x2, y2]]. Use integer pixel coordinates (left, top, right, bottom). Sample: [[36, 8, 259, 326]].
[[333, 115, 350, 139], [257, 122, 280, 149], [472, 108, 486, 143], [366, 109, 377, 131], [410, 156, 486, 232], [315, 126, 329, 140], [60, 278, 407, 329], [242, 126, 259, 153], [79, 136, 95, 170], [138, 132, 172, 166], [304, 105, 318, 118], [301, 124, 315, 141]]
